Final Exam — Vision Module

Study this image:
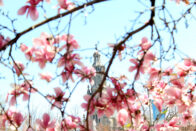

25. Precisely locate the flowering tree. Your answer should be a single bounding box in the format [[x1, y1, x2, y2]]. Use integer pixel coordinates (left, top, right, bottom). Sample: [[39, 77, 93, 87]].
[[0, 0, 196, 130]]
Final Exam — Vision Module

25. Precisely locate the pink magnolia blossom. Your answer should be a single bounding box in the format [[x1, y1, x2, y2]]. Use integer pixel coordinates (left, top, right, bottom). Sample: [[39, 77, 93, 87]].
[[12, 112, 25, 127], [58, 53, 83, 82], [33, 32, 53, 46], [155, 117, 179, 131], [162, 68, 173, 76], [1, 108, 25, 128], [74, 66, 96, 84], [176, 58, 195, 77], [103, 87, 124, 111], [110, 77, 126, 91], [36, 113, 55, 129], [60, 34, 79, 51], [129, 58, 145, 80], [182, 111, 193, 125], [0, 0, 3, 6], [117, 109, 129, 126], [96, 97, 115, 118], [13, 62, 25, 76], [6, 82, 36, 106], [17, 0, 42, 20], [58, 53, 82, 68], [81, 95, 96, 115], [108, 43, 126, 60], [20, 44, 34, 60], [0, 34, 10, 49], [144, 51, 156, 62], [57, 0, 75, 13], [139, 37, 151, 51], [61, 116, 80, 130], [61, 65, 75, 82], [165, 86, 181, 99], [40, 72, 53, 82], [148, 67, 160, 80], [171, 78, 184, 89], [31, 33, 56, 68], [154, 98, 163, 112], [47, 87, 68, 108]]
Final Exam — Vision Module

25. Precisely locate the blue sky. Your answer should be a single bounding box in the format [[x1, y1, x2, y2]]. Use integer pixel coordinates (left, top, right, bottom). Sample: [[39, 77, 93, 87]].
[[0, 0, 196, 120]]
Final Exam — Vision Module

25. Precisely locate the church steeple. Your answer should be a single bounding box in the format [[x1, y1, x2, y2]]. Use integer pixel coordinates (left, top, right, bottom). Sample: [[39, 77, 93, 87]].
[[93, 51, 101, 67], [91, 51, 105, 94]]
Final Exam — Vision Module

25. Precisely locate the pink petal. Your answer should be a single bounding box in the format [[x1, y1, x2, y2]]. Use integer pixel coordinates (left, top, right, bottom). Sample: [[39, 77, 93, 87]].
[[83, 95, 90, 101], [184, 59, 192, 66], [20, 44, 28, 52], [81, 103, 87, 109], [47, 120, 55, 128], [54, 87, 63, 96], [29, 7, 39, 20], [36, 119, 45, 128], [13, 112, 24, 126], [117, 109, 128, 126], [165, 87, 181, 99], [129, 66, 136, 72], [40, 72, 53, 82], [154, 100, 163, 112], [129, 59, 138, 65], [46, 128, 55, 131], [18, 6, 29, 15], [43, 113, 50, 127], [10, 97, 16, 106], [23, 94, 29, 101], [141, 37, 148, 44], [0, 0, 3, 6]]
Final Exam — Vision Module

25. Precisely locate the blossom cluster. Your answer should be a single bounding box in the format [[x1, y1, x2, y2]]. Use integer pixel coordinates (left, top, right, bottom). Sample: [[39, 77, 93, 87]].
[[81, 37, 196, 130]]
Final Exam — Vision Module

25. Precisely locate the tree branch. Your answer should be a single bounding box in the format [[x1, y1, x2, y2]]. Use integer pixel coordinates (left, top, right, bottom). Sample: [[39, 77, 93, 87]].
[[0, 0, 109, 52]]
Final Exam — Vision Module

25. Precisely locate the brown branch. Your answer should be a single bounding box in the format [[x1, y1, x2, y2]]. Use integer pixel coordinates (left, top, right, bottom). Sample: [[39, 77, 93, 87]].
[[0, 0, 109, 52]]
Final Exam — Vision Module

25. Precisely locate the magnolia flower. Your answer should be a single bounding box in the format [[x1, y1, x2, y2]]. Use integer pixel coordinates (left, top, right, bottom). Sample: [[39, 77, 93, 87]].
[[148, 67, 160, 80], [63, 116, 80, 129], [36, 113, 55, 130], [18, 0, 42, 20], [6, 82, 35, 106], [81, 95, 96, 115], [108, 43, 126, 60], [13, 62, 25, 76], [140, 37, 151, 51], [117, 109, 128, 126], [60, 34, 79, 51], [1, 108, 25, 128], [40, 72, 53, 82], [13, 112, 25, 127], [47, 87, 68, 108], [129, 58, 145, 80], [57, 0, 75, 13], [0, 34, 10, 49], [20, 44, 33, 60], [74, 66, 96, 84], [0, 0, 3, 6]]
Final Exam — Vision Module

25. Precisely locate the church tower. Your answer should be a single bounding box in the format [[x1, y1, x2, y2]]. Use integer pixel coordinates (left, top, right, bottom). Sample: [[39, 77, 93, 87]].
[[86, 51, 124, 131], [87, 51, 105, 95], [87, 51, 113, 131]]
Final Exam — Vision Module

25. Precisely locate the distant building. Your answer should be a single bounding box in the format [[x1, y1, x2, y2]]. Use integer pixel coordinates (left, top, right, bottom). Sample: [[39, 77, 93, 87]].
[[84, 51, 196, 131], [86, 51, 123, 131]]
